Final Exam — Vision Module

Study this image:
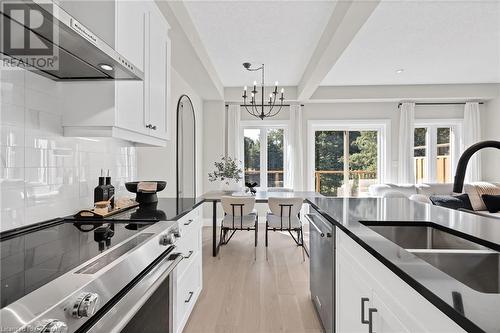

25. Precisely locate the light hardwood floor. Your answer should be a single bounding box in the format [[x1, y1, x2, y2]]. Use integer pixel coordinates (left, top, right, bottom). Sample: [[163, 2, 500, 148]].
[[183, 226, 323, 333]]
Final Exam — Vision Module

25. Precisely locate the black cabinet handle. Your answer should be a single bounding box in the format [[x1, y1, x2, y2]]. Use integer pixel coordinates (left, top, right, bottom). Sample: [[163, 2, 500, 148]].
[[151, 125, 157, 130], [184, 291, 194, 303], [361, 297, 369, 324], [368, 308, 377, 333], [184, 219, 193, 226]]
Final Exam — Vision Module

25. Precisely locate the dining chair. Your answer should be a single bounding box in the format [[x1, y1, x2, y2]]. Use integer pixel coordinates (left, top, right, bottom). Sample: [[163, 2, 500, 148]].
[[219, 196, 258, 259], [265, 197, 306, 261]]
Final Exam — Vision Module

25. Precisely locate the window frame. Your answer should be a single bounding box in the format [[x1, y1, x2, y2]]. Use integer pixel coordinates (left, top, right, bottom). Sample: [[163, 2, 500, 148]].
[[240, 120, 289, 190], [413, 119, 463, 183], [307, 119, 391, 193]]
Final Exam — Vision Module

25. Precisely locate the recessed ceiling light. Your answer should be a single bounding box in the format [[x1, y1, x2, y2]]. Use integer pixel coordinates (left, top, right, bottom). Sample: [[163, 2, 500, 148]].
[[99, 64, 114, 71], [395, 69, 404, 74]]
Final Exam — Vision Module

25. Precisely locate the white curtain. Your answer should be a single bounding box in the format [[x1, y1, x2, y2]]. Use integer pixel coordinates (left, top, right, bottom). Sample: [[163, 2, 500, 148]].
[[398, 102, 416, 184], [463, 102, 482, 182], [226, 104, 241, 160], [285, 104, 304, 190]]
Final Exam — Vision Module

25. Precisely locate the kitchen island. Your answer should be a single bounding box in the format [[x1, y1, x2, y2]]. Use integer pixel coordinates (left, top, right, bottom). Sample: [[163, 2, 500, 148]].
[[307, 197, 500, 333]]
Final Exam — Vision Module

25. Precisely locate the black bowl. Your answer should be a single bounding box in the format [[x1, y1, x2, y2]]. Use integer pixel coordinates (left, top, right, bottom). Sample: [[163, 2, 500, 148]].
[[125, 181, 167, 193], [125, 181, 167, 204]]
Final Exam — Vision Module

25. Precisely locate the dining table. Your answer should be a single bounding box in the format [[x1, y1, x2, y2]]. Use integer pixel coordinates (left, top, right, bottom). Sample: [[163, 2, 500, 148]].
[[200, 190, 323, 257]]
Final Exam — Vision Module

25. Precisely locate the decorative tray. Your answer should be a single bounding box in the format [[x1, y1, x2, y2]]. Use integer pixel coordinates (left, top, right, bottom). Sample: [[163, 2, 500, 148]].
[[74, 200, 139, 219]]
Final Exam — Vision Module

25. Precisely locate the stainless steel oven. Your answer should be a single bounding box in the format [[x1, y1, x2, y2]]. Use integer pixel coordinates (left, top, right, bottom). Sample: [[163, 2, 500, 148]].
[[83, 252, 183, 333], [0, 220, 182, 333]]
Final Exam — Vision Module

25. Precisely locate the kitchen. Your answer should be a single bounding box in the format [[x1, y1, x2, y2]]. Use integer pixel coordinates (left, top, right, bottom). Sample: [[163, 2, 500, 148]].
[[2, 1, 500, 333]]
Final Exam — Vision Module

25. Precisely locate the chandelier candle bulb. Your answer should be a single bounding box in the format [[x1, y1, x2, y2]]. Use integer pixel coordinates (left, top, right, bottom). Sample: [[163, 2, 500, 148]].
[[242, 62, 285, 119]]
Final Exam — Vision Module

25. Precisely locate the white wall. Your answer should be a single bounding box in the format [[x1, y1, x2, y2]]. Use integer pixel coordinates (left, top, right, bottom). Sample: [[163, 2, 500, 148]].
[[1, 67, 136, 232], [136, 69, 204, 198], [482, 87, 500, 182]]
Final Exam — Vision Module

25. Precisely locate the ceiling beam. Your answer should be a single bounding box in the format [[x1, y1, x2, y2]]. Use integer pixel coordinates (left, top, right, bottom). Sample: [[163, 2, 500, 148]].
[[297, 0, 380, 101], [157, 0, 224, 100], [310, 84, 500, 102]]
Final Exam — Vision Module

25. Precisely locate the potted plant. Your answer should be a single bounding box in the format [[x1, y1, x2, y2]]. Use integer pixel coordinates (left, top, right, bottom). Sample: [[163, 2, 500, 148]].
[[208, 156, 243, 192]]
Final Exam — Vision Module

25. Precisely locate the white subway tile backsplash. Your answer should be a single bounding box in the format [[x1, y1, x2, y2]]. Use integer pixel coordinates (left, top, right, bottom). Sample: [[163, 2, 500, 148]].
[[25, 71, 58, 96], [0, 125, 25, 147], [1, 103, 25, 126], [0, 69, 137, 232], [0, 83, 25, 107], [0, 146, 24, 168], [0, 167, 24, 183], [26, 89, 59, 115]]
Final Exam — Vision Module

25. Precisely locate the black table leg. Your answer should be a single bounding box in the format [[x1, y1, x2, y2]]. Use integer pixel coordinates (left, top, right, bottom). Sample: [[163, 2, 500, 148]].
[[212, 201, 218, 257]]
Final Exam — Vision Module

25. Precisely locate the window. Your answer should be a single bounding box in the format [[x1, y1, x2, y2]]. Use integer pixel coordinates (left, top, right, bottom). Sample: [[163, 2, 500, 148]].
[[242, 124, 286, 189], [308, 121, 388, 197], [413, 121, 461, 184]]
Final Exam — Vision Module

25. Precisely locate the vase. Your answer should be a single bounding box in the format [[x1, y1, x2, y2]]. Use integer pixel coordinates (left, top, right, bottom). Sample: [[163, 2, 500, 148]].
[[220, 180, 241, 192]]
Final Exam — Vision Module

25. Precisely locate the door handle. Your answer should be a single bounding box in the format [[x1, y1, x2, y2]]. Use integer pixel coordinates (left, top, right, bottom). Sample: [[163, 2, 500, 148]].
[[184, 219, 193, 226], [361, 297, 369, 324], [368, 308, 377, 333]]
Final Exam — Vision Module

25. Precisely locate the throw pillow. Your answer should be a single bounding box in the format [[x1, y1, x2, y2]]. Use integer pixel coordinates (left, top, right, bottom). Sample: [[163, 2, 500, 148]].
[[429, 194, 473, 211], [481, 194, 500, 213], [464, 182, 500, 211]]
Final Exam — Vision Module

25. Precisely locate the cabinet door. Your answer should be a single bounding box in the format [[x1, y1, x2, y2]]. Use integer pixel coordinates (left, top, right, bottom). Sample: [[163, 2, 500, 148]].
[[115, 1, 147, 134], [372, 292, 410, 333], [337, 246, 373, 333], [146, 7, 169, 139]]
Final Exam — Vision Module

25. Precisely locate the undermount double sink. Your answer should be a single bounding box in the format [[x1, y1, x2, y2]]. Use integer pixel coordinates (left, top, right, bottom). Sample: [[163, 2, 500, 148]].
[[362, 223, 500, 294]]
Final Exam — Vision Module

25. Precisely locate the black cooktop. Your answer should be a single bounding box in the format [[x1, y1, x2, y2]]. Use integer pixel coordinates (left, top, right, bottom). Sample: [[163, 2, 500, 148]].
[[0, 198, 201, 308], [0, 220, 155, 308]]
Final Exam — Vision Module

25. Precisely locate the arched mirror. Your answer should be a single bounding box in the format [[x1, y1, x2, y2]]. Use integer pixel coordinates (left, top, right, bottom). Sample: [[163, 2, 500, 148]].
[[176, 95, 196, 202]]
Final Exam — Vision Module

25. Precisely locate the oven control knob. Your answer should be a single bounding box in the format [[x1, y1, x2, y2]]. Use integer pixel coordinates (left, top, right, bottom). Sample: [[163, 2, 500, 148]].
[[159, 232, 176, 246], [33, 319, 68, 333], [71, 292, 100, 318]]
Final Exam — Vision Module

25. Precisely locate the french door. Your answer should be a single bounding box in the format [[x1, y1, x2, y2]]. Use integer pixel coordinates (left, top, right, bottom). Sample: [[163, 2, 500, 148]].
[[309, 121, 387, 197]]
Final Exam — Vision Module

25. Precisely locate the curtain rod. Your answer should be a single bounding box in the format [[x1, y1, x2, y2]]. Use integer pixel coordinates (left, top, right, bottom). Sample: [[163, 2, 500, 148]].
[[398, 102, 484, 108], [225, 104, 304, 107]]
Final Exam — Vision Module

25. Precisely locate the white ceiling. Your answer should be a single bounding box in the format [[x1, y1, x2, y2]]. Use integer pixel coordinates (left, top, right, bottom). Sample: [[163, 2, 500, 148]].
[[184, 1, 335, 87], [321, 0, 500, 86]]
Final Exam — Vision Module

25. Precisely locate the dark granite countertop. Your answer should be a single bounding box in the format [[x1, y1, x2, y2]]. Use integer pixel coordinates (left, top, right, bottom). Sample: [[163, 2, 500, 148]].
[[307, 197, 500, 333], [61, 197, 205, 223]]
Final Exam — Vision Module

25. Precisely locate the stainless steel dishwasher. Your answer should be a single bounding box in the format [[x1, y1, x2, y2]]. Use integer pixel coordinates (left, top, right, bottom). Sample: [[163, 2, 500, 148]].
[[307, 213, 334, 333]]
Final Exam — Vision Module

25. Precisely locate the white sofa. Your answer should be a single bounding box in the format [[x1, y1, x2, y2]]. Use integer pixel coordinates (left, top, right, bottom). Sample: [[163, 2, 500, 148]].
[[369, 182, 500, 219]]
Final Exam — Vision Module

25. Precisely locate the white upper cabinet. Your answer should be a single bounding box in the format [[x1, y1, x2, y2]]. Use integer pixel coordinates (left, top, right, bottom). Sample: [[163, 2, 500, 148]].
[[146, 5, 170, 140], [115, 1, 147, 136], [61, 0, 171, 146]]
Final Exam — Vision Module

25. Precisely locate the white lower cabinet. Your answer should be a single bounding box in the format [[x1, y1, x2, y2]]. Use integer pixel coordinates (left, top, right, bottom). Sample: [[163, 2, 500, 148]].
[[336, 231, 466, 333], [174, 207, 203, 333]]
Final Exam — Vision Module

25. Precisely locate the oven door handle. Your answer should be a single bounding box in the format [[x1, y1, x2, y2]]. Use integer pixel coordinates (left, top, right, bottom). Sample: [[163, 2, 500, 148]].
[[86, 253, 183, 333]]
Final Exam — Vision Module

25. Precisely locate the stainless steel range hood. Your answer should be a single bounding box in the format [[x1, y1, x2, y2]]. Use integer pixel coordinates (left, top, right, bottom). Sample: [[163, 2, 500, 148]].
[[0, 0, 143, 81]]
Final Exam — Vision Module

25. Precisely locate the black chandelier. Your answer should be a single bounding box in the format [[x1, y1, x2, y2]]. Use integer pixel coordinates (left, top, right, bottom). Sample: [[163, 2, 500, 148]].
[[242, 62, 285, 119]]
